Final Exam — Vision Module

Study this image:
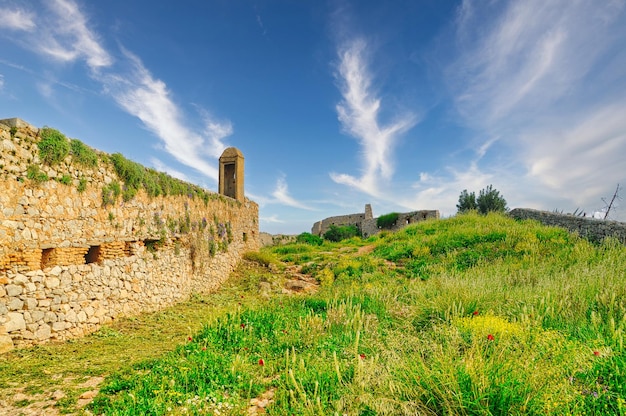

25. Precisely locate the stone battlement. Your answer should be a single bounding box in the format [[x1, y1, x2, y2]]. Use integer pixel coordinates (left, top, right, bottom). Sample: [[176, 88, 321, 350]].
[[0, 118, 258, 353]]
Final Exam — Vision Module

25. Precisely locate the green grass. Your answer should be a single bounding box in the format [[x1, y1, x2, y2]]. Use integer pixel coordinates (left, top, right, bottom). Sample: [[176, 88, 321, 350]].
[[2, 212, 625, 415]]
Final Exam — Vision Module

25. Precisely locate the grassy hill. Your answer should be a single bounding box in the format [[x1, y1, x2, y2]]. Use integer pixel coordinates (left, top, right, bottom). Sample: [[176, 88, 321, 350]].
[[3, 212, 625, 415]]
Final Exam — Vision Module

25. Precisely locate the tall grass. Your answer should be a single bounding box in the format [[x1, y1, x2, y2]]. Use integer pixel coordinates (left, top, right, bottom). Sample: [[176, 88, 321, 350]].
[[91, 212, 626, 415]]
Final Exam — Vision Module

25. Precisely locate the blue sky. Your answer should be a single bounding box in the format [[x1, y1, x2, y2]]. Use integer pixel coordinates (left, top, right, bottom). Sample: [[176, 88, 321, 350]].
[[1, 0, 626, 233]]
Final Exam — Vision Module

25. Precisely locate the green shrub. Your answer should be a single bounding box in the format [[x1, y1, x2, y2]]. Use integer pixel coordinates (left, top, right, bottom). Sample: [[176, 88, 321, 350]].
[[110, 153, 144, 191], [77, 177, 87, 193], [58, 174, 72, 185], [9, 126, 17, 138], [26, 164, 48, 183], [38, 127, 70, 165], [102, 181, 121, 206], [377, 212, 399, 229], [323, 225, 360, 242], [296, 232, 323, 245], [243, 251, 275, 267], [70, 139, 98, 167]]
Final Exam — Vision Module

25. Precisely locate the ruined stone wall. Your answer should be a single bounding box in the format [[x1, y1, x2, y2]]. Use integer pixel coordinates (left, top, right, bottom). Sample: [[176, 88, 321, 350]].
[[509, 208, 626, 244], [312, 213, 367, 236], [312, 205, 439, 238], [361, 210, 440, 238], [0, 119, 259, 353]]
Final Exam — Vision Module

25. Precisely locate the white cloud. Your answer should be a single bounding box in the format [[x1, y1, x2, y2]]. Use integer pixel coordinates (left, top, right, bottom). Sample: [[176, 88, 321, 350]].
[[445, 0, 626, 219], [271, 176, 315, 210], [0, 75, 4, 91], [4, 0, 233, 183], [331, 38, 418, 197], [0, 7, 36, 31], [260, 215, 285, 224], [101, 50, 229, 181], [37, 0, 112, 70]]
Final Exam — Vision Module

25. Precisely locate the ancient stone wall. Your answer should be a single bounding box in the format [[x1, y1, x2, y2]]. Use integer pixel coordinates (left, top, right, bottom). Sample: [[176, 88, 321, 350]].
[[0, 118, 259, 353], [509, 208, 626, 244], [361, 210, 440, 238], [312, 204, 439, 238]]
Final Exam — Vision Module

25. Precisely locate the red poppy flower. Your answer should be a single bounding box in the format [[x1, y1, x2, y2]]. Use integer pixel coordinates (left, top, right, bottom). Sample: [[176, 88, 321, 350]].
[[359, 353, 366, 360], [472, 310, 479, 316], [258, 358, 265, 366], [487, 334, 495, 341], [240, 323, 246, 329], [593, 350, 600, 356], [188, 336, 192, 341], [202, 346, 207, 351]]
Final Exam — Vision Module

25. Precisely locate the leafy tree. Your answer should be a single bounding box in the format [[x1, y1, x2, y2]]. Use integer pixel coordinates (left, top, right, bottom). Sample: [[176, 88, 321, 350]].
[[296, 232, 323, 246], [457, 185, 507, 215], [456, 189, 477, 213], [477, 185, 508, 214], [323, 225, 360, 242], [377, 212, 399, 229]]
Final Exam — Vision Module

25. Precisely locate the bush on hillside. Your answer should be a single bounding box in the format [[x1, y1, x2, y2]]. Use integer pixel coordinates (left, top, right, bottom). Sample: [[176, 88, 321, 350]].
[[323, 225, 360, 242], [457, 185, 508, 215], [38, 127, 70, 165], [296, 232, 323, 246], [377, 212, 399, 229], [70, 139, 98, 168]]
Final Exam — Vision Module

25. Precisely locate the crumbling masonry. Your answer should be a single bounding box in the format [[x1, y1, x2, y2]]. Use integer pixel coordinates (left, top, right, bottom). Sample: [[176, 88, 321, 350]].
[[0, 118, 258, 353]]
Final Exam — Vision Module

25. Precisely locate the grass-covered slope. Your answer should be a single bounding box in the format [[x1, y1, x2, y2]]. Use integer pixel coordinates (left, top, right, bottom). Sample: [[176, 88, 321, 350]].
[[86, 213, 626, 414]]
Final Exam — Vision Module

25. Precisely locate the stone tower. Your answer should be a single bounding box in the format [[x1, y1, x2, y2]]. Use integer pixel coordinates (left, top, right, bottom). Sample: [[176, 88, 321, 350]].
[[219, 147, 244, 202], [365, 204, 373, 220]]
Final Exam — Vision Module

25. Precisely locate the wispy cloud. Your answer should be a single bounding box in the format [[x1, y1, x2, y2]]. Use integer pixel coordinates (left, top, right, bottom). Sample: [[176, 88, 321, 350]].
[[0, 75, 4, 91], [38, 0, 112, 70], [331, 38, 418, 197], [444, 0, 626, 218], [0, 7, 36, 31], [100, 50, 228, 181], [271, 176, 315, 210], [260, 215, 285, 224], [2, 0, 232, 183]]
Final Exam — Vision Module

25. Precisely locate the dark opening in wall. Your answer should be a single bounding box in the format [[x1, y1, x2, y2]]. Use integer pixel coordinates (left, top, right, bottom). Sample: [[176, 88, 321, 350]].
[[243, 232, 247, 242], [85, 246, 101, 264], [41, 248, 54, 270], [223, 163, 236, 198], [144, 239, 161, 253]]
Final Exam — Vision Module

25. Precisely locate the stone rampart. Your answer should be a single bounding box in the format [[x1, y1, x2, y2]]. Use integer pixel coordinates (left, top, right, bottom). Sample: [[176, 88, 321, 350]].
[[312, 204, 439, 238], [0, 118, 259, 352], [509, 208, 626, 243]]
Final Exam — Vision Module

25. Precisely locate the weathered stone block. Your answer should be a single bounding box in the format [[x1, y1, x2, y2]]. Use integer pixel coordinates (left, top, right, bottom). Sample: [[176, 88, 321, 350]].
[[8, 298, 24, 311], [52, 322, 66, 332], [44, 311, 57, 323], [35, 324, 51, 340], [24, 298, 38, 310], [0, 334, 14, 354], [6, 312, 26, 332], [30, 310, 45, 322], [45, 277, 60, 289], [5, 284, 22, 297]]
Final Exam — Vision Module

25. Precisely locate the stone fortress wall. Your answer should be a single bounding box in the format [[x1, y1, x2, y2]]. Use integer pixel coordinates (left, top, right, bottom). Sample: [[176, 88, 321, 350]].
[[312, 204, 440, 238], [0, 118, 258, 353], [509, 208, 626, 243]]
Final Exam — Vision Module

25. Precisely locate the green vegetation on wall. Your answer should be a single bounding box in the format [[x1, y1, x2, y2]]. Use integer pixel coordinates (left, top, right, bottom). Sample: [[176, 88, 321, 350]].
[[70, 139, 98, 168], [38, 127, 70, 165], [376, 212, 399, 229], [26, 164, 48, 183]]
